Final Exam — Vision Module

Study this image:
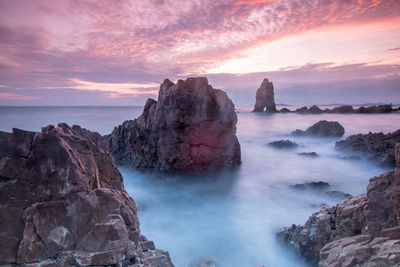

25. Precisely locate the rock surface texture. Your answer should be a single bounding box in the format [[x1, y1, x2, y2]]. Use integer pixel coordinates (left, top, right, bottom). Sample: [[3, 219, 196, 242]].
[[0, 123, 174, 266], [253, 78, 276, 112], [105, 77, 241, 173], [278, 143, 400, 266], [291, 120, 345, 137], [336, 129, 400, 168]]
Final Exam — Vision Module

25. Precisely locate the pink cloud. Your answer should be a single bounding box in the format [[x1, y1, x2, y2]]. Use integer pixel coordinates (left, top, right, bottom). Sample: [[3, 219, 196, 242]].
[[0, 93, 41, 100]]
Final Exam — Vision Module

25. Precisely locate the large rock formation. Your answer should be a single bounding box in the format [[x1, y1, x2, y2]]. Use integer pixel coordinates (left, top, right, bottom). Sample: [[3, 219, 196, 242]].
[[253, 78, 276, 112], [335, 129, 400, 168], [277, 143, 400, 266], [105, 77, 241, 173], [0, 123, 174, 266], [291, 120, 345, 137]]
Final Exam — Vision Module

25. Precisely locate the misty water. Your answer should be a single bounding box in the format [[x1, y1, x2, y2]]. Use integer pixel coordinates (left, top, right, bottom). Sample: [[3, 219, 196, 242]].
[[1, 106, 399, 267]]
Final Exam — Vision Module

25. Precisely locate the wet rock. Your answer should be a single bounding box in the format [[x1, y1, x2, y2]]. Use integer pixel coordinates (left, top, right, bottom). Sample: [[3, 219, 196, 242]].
[[0, 124, 174, 266], [298, 152, 319, 157], [292, 120, 345, 137], [253, 78, 276, 112], [305, 120, 345, 137], [105, 77, 241, 173], [277, 194, 368, 265], [356, 104, 393, 113], [268, 140, 298, 149], [335, 129, 400, 168], [291, 181, 330, 191], [325, 190, 352, 200]]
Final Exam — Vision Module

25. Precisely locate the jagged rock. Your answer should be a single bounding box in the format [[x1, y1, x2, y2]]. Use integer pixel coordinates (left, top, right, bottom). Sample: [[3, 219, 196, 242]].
[[253, 78, 276, 112], [298, 152, 319, 157], [278, 142, 400, 266], [277, 194, 368, 265], [105, 77, 241, 173], [335, 129, 400, 168], [0, 124, 174, 266], [309, 105, 323, 114], [295, 106, 309, 114], [279, 107, 291, 113], [291, 120, 345, 137], [268, 140, 298, 149]]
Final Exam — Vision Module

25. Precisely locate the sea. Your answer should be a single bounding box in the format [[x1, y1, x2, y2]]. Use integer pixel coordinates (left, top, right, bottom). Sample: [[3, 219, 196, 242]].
[[1, 105, 399, 267]]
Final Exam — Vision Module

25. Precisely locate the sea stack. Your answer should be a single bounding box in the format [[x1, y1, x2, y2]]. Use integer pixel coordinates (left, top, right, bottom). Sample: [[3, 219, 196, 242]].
[[0, 124, 173, 266], [105, 77, 241, 173], [253, 78, 277, 112]]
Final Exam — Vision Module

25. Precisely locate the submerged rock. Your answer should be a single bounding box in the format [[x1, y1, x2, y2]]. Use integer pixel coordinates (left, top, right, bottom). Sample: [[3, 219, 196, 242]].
[[105, 77, 241, 173], [291, 181, 330, 191], [357, 104, 393, 113], [297, 152, 319, 157], [268, 140, 298, 149], [278, 143, 400, 266], [0, 124, 174, 266], [253, 78, 276, 112], [335, 129, 400, 168]]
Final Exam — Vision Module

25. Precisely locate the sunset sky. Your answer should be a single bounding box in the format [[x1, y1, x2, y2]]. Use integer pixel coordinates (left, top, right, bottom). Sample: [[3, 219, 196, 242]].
[[0, 0, 399, 106]]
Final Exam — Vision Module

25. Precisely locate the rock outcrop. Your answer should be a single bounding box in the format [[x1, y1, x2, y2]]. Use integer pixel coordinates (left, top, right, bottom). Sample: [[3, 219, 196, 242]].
[[291, 120, 345, 138], [282, 104, 396, 114], [0, 124, 174, 266], [335, 129, 400, 168], [105, 77, 241, 173], [277, 143, 400, 266], [267, 140, 298, 149], [253, 78, 276, 112]]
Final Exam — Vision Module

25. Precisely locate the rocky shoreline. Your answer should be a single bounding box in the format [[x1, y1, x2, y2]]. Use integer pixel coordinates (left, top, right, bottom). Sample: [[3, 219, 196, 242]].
[[277, 143, 400, 266], [0, 124, 174, 266]]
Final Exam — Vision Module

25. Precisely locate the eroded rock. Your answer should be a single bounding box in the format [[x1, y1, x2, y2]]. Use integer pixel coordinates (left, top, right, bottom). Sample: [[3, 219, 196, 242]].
[[105, 77, 241, 173], [253, 78, 276, 112], [0, 124, 174, 266]]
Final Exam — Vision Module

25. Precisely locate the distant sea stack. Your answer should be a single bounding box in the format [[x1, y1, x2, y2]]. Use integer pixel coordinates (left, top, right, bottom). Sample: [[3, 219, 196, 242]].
[[0, 124, 173, 266], [253, 78, 277, 112], [105, 77, 241, 173]]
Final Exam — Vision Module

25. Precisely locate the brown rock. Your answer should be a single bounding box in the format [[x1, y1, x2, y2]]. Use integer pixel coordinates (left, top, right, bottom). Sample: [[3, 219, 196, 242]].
[[105, 77, 241, 173], [0, 123, 174, 266], [253, 78, 276, 112]]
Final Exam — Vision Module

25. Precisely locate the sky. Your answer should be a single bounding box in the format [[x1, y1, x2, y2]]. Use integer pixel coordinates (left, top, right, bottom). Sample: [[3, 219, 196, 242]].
[[0, 0, 399, 106]]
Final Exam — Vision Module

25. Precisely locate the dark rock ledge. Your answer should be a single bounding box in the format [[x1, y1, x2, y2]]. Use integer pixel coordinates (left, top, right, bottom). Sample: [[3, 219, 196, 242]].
[[0, 123, 174, 266], [277, 143, 400, 266]]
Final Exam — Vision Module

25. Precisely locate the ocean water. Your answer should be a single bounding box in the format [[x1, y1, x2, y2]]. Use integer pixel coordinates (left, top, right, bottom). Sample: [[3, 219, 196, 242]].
[[1, 106, 399, 267]]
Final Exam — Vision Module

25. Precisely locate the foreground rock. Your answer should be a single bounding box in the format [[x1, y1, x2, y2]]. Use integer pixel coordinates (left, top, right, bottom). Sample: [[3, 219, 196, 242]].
[[335, 129, 400, 168], [105, 77, 241, 173], [291, 120, 345, 137], [253, 78, 276, 112], [0, 124, 174, 266], [277, 143, 400, 266]]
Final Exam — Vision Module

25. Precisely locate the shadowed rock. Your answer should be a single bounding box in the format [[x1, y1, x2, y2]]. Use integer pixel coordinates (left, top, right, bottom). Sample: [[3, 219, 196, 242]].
[[295, 106, 309, 114], [335, 129, 400, 168], [279, 107, 291, 113], [309, 105, 323, 114], [253, 78, 276, 112], [291, 120, 345, 137], [105, 77, 241, 173], [291, 181, 330, 191], [0, 124, 174, 266], [298, 152, 319, 157], [268, 140, 298, 149]]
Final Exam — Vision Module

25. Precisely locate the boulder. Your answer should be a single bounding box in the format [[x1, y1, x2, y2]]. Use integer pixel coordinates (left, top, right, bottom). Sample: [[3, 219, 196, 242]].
[[330, 105, 354, 113], [357, 104, 393, 113], [295, 106, 309, 114], [0, 124, 174, 266], [253, 78, 276, 112], [279, 107, 291, 113], [291, 120, 345, 137], [335, 129, 400, 168], [105, 77, 241, 173], [267, 140, 298, 149]]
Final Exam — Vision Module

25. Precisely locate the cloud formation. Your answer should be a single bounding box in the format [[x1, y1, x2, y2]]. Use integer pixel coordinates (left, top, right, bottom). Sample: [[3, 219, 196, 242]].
[[0, 0, 399, 105]]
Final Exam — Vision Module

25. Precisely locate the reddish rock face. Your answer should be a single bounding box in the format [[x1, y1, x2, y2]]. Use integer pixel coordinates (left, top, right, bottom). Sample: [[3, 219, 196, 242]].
[[105, 77, 241, 173], [0, 123, 173, 266]]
